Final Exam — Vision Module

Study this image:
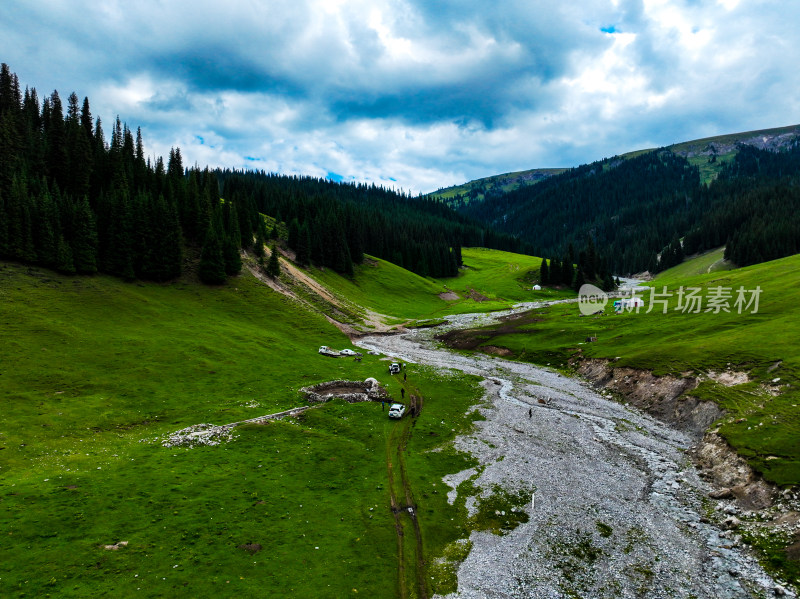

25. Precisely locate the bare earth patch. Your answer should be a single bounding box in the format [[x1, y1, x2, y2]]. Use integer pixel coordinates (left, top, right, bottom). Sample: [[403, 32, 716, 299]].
[[480, 345, 513, 357], [466, 289, 489, 302], [706, 370, 750, 386], [439, 291, 460, 301]]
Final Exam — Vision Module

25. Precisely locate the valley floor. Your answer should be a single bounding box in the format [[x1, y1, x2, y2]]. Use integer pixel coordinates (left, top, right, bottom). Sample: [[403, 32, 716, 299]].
[[357, 312, 794, 598]]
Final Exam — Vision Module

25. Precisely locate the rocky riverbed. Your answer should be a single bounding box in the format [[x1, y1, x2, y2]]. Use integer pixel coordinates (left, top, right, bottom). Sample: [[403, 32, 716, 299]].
[[356, 305, 795, 599]]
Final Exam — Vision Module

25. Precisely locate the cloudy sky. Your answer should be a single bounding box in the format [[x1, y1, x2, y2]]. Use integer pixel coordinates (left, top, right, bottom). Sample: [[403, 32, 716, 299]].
[[2, 0, 798, 193]]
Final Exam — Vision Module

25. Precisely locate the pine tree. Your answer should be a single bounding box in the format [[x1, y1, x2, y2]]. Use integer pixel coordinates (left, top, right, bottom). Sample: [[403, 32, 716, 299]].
[[296, 224, 311, 267], [562, 257, 574, 286], [572, 267, 586, 292], [288, 218, 300, 250], [266, 243, 280, 279], [71, 196, 98, 274], [55, 233, 75, 274], [198, 224, 226, 284], [253, 229, 265, 262], [539, 258, 549, 285], [0, 188, 8, 256], [223, 233, 242, 276], [601, 272, 615, 292], [549, 257, 560, 285]]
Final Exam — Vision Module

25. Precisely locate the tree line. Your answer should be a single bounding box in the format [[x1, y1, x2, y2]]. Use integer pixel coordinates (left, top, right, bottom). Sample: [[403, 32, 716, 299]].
[[0, 63, 531, 284], [538, 235, 617, 292]]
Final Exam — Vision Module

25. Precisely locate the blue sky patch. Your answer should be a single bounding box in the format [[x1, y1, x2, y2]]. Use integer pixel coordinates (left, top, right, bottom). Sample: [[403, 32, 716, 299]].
[[326, 171, 344, 183]]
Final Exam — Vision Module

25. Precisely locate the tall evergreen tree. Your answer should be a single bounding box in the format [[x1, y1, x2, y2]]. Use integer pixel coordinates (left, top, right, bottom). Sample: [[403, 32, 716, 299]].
[[266, 243, 280, 279], [296, 224, 311, 267], [539, 257, 549, 285], [71, 196, 98, 274], [55, 232, 75, 274], [198, 223, 226, 284]]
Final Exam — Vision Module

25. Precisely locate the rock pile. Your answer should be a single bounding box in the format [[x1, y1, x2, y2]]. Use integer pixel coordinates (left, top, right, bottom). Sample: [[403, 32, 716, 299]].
[[161, 423, 236, 448]]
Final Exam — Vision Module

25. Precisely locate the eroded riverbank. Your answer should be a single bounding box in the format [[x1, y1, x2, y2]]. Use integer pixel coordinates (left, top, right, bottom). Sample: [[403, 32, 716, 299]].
[[356, 310, 794, 598]]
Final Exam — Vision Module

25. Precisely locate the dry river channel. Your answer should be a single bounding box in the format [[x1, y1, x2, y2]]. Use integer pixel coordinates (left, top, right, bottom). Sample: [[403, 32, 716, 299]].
[[356, 302, 793, 599]]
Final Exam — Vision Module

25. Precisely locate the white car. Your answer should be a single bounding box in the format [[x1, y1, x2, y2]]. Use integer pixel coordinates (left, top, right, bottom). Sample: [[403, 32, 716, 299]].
[[388, 403, 406, 419], [339, 349, 358, 356]]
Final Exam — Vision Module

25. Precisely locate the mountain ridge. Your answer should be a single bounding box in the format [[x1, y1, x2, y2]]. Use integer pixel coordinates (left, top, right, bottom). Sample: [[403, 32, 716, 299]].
[[430, 123, 800, 202]]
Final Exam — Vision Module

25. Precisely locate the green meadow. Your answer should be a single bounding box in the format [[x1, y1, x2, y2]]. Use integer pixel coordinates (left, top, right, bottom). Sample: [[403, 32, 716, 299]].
[[311, 248, 569, 323], [654, 246, 734, 281], [0, 262, 487, 597], [3, 244, 799, 595]]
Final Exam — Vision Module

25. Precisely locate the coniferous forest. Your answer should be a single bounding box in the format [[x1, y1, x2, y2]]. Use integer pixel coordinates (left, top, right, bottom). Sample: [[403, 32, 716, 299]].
[[3, 61, 799, 283], [454, 140, 800, 274], [0, 64, 527, 284]]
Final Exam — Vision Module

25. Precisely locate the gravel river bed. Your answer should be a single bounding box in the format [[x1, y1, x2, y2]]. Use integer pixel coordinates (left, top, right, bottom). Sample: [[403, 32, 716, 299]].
[[357, 303, 794, 599]]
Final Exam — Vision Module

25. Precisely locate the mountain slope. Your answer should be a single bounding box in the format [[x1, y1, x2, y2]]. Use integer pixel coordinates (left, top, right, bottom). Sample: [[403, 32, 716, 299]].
[[431, 124, 800, 205], [448, 125, 800, 275], [430, 167, 566, 205]]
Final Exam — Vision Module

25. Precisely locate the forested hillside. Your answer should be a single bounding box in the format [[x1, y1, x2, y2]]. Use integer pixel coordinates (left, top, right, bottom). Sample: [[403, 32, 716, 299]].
[[455, 135, 800, 275], [0, 64, 527, 284]]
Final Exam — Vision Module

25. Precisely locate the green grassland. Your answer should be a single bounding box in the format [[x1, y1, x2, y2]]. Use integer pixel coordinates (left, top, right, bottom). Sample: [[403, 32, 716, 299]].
[[307, 255, 447, 321], [306, 248, 571, 323], [439, 253, 800, 486], [437, 248, 572, 308], [654, 246, 735, 281], [0, 262, 487, 597], [4, 241, 799, 595]]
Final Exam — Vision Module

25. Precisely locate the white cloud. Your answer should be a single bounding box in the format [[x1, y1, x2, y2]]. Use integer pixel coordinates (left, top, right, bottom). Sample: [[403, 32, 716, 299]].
[[1, 0, 798, 192]]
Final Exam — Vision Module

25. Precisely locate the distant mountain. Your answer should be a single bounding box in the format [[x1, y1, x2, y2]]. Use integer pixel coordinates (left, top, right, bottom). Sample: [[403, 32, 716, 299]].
[[666, 124, 800, 184], [430, 168, 566, 205], [442, 125, 800, 275], [431, 125, 800, 208]]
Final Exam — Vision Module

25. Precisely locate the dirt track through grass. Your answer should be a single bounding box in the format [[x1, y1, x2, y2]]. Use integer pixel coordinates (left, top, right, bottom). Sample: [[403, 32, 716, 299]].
[[386, 380, 429, 599]]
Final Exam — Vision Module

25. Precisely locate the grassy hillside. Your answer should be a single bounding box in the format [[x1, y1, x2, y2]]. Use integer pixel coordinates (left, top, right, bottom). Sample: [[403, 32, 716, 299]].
[[438, 253, 800, 486], [0, 262, 489, 597], [654, 246, 735, 281], [436, 248, 572, 307], [305, 248, 572, 324]]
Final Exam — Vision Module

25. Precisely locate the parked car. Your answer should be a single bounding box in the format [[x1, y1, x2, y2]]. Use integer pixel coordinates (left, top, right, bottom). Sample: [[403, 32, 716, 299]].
[[388, 403, 406, 419], [339, 349, 357, 356], [389, 363, 401, 374], [318, 346, 339, 357]]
